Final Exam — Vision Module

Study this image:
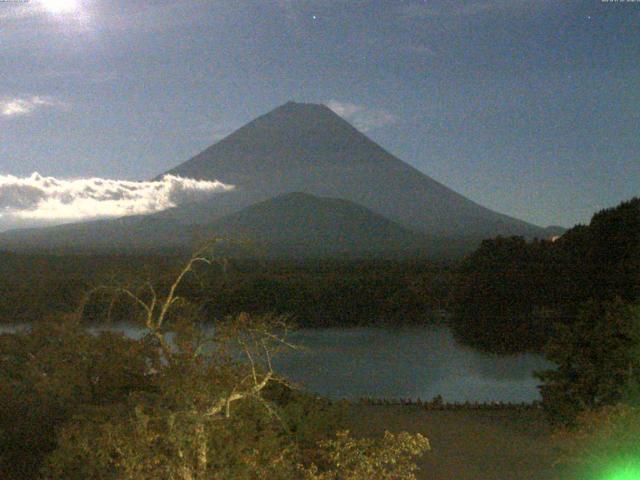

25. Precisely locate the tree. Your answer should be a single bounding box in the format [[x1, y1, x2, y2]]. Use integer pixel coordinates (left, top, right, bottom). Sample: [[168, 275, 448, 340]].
[[451, 197, 640, 355], [0, 317, 155, 479], [535, 299, 640, 426], [451, 236, 561, 353], [34, 250, 430, 479]]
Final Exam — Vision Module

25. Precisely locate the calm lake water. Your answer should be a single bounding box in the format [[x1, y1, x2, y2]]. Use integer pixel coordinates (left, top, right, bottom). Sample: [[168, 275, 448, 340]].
[[1, 324, 552, 403]]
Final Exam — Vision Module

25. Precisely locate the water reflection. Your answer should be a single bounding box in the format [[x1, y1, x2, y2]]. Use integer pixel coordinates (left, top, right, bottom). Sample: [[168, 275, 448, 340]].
[[274, 326, 552, 402], [0, 323, 552, 402]]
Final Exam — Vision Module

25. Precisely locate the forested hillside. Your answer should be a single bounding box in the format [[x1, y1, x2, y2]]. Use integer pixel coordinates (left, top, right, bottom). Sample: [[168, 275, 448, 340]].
[[0, 254, 454, 328], [451, 197, 640, 354]]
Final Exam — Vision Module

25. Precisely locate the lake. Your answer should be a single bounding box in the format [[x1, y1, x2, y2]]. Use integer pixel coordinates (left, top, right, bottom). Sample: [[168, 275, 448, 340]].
[[1, 324, 552, 403]]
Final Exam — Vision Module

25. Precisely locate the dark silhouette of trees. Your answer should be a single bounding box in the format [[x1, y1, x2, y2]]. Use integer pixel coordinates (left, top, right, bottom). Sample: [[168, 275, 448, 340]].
[[450, 198, 640, 430], [0, 255, 452, 328], [450, 236, 562, 353], [535, 299, 640, 426], [451, 197, 640, 354]]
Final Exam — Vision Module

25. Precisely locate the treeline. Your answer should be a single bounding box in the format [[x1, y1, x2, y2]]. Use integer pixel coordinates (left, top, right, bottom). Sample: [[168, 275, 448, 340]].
[[194, 259, 455, 327], [450, 197, 640, 354], [0, 253, 177, 323], [0, 254, 455, 328]]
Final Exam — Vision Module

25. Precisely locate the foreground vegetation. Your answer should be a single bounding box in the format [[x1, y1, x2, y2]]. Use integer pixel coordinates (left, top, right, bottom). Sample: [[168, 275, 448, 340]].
[[0, 254, 430, 479]]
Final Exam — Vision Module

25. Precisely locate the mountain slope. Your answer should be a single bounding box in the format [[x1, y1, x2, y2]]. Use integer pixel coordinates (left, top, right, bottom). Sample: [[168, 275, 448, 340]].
[[199, 192, 429, 258], [0, 193, 457, 258], [0, 215, 193, 254], [159, 101, 546, 238]]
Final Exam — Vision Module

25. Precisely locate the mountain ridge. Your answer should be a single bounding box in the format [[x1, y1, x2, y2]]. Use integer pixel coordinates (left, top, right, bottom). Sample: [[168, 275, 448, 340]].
[[195, 191, 432, 259]]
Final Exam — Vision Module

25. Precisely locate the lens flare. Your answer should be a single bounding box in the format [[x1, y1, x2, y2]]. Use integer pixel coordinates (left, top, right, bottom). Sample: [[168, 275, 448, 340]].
[[38, 0, 79, 14], [602, 460, 640, 480]]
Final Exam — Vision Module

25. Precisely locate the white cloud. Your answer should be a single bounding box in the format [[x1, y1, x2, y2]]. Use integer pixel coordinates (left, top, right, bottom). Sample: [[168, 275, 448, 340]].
[[0, 173, 233, 224], [327, 100, 397, 132], [1, 96, 66, 117]]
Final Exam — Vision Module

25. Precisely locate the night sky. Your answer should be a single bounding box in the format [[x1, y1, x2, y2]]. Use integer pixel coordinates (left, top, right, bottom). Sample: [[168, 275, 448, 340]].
[[1, 0, 639, 228]]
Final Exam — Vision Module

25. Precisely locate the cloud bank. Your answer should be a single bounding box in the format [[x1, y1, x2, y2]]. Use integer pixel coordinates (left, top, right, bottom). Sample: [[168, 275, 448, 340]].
[[0, 173, 233, 225], [327, 100, 396, 132], [1, 96, 66, 117]]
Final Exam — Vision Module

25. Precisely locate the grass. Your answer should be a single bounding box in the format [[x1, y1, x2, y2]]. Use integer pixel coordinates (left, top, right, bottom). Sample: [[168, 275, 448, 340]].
[[346, 405, 563, 480]]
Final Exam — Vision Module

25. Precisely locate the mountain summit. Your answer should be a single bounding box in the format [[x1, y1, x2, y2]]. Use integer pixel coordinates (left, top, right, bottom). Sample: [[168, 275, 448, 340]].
[[162, 101, 544, 238], [163, 101, 389, 181]]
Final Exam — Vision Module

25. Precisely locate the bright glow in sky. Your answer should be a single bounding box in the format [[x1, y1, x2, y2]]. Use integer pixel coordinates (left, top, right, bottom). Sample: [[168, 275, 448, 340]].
[[38, 0, 80, 14]]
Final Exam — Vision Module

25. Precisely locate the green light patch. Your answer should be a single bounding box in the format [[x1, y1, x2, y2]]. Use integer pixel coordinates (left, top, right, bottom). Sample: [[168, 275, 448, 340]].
[[601, 460, 640, 480]]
